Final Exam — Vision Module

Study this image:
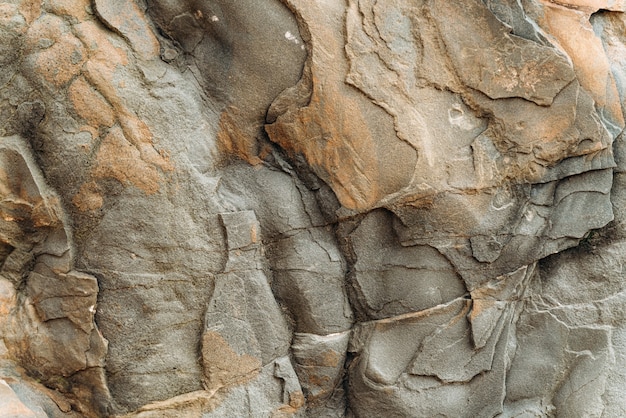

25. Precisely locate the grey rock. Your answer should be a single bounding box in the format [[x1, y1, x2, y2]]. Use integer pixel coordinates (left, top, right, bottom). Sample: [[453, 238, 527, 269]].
[[432, 0, 576, 105], [504, 310, 611, 417], [202, 358, 305, 418], [348, 210, 466, 319], [0, 379, 41, 418], [483, 0, 551, 44], [348, 304, 515, 417], [291, 332, 350, 409], [217, 162, 353, 335], [2, 0, 626, 417]]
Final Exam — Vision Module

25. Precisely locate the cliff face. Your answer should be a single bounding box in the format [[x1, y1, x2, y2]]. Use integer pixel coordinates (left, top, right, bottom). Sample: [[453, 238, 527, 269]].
[[1, 0, 625, 417]]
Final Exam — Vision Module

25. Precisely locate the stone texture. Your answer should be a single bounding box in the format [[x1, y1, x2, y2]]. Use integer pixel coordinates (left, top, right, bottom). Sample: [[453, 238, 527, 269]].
[[0, 379, 40, 418], [1, 0, 626, 417], [291, 332, 350, 413]]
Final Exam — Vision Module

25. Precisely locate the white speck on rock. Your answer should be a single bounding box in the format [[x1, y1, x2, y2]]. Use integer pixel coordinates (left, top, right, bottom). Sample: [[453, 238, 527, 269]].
[[211, 15, 219, 22], [284, 31, 300, 44]]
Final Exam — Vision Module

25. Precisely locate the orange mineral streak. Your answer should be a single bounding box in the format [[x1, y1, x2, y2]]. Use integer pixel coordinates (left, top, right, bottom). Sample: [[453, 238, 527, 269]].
[[25, 18, 86, 88], [73, 21, 173, 172], [201, 331, 261, 391], [321, 349, 341, 368], [72, 181, 104, 212], [306, 373, 331, 391], [467, 299, 497, 323], [47, 17, 171, 205], [272, 391, 306, 416], [30, 195, 61, 228], [17, 0, 41, 25], [0, 168, 11, 199], [92, 127, 162, 195], [216, 107, 263, 166], [538, 1, 624, 127], [73, 20, 129, 67], [0, 278, 16, 319], [68, 76, 115, 130], [46, 0, 90, 20], [17, 3, 172, 210], [267, 82, 380, 211], [264, 0, 383, 211]]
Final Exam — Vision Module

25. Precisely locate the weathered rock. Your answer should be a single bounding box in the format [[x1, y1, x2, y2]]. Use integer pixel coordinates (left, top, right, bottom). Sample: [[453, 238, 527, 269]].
[[216, 162, 353, 335], [202, 210, 291, 389], [0, 379, 40, 418], [348, 298, 517, 417], [1, 0, 626, 416], [348, 209, 466, 319], [0, 135, 110, 416], [291, 332, 350, 411]]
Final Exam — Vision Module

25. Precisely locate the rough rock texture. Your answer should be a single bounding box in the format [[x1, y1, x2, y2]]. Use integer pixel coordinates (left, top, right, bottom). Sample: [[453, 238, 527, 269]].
[[1, 0, 626, 417]]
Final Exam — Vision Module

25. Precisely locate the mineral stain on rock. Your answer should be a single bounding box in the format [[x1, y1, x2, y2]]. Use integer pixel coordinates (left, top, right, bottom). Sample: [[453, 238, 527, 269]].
[[200, 331, 262, 391], [1, 0, 626, 417]]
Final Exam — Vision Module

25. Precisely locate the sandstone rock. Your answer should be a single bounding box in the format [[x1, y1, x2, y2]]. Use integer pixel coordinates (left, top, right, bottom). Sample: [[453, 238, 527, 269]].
[[291, 332, 350, 410], [216, 162, 354, 335], [0, 135, 110, 416], [348, 209, 466, 319], [348, 298, 515, 417], [0, 379, 39, 418], [1, 0, 626, 416], [204, 211, 291, 372]]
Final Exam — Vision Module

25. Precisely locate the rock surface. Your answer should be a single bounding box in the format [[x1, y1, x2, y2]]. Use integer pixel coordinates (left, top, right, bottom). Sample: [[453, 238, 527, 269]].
[[0, 0, 625, 417]]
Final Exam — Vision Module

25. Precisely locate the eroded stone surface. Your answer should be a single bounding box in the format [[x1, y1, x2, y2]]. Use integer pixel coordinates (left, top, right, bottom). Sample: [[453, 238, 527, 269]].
[[1, 0, 626, 416]]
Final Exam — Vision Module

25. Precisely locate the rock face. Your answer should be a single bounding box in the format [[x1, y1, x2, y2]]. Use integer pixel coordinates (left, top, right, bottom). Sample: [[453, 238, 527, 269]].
[[0, 0, 625, 416]]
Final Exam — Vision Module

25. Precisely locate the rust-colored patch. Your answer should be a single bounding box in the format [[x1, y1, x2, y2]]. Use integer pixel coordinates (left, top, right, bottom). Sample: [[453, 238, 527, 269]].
[[92, 127, 161, 194], [119, 389, 228, 417], [23, 13, 64, 47], [68, 76, 115, 129], [20, 2, 174, 201], [201, 331, 261, 392], [73, 20, 129, 67], [250, 222, 258, 244], [34, 34, 86, 87], [23, 14, 85, 87], [289, 390, 305, 409], [266, 83, 380, 211], [0, 4, 25, 36], [30, 195, 61, 228], [116, 112, 173, 172], [467, 299, 497, 323], [271, 390, 306, 417], [73, 20, 173, 174], [72, 181, 103, 212], [0, 279, 16, 318], [18, 0, 41, 25], [320, 349, 341, 367], [216, 107, 263, 166], [306, 373, 331, 389], [46, 0, 90, 20], [0, 167, 11, 199], [537, 1, 624, 127], [67, 19, 172, 197]]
